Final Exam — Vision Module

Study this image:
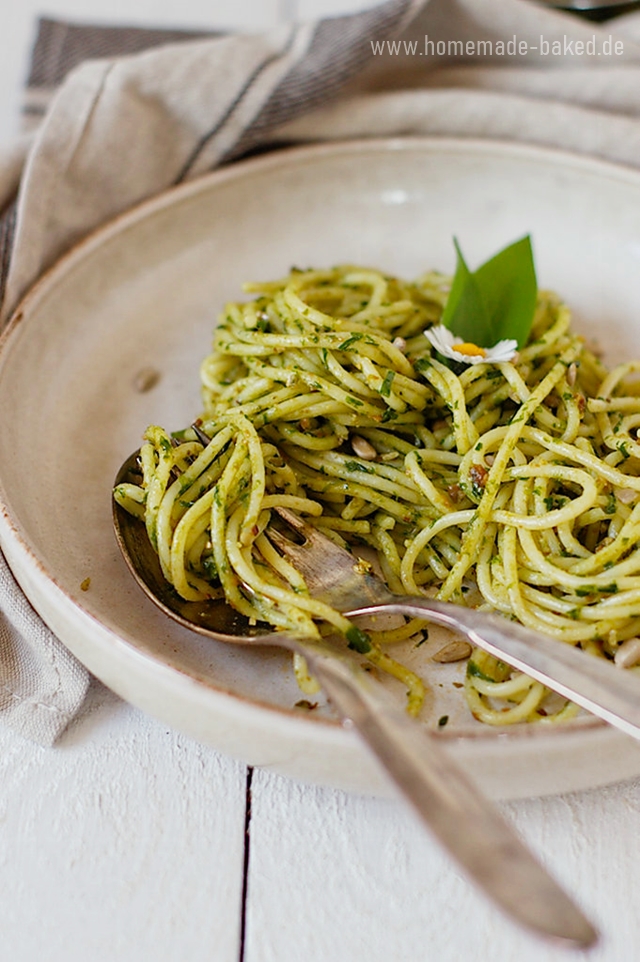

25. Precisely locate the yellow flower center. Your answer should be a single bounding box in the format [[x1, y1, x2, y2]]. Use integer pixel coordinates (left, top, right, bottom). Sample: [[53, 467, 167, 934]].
[[455, 342, 486, 358]]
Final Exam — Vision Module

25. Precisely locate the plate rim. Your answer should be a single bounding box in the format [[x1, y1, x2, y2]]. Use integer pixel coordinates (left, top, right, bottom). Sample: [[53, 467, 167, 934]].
[[5, 130, 640, 349], [1, 133, 638, 761]]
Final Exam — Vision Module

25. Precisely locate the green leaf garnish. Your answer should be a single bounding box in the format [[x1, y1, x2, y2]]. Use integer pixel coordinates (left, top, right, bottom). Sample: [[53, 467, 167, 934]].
[[441, 236, 537, 349]]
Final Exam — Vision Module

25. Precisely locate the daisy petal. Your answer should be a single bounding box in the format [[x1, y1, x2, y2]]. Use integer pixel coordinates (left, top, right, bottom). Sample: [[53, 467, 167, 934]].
[[424, 326, 518, 366]]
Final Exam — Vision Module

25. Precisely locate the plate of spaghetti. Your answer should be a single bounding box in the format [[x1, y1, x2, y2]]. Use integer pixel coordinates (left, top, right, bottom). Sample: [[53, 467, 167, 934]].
[[2, 137, 640, 799]]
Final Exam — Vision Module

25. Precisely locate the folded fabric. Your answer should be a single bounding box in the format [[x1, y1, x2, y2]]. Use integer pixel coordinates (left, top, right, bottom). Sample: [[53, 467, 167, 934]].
[[2, 0, 640, 744]]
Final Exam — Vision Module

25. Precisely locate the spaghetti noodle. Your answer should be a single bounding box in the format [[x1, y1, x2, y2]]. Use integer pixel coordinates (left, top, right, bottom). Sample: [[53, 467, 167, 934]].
[[114, 265, 640, 726]]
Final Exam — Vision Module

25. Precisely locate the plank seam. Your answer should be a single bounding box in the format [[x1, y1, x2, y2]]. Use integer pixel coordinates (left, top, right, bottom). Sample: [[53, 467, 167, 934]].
[[239, 766, 254, 962]]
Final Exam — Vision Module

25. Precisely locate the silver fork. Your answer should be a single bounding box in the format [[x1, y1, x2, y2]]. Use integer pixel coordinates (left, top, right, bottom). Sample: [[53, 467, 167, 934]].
[[268, 507, 640, 741]]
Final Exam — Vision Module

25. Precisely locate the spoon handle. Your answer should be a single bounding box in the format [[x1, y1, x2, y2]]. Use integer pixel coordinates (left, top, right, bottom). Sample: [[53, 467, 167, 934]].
[[303, 648, 597, 948], [348, 597, 640, 741]]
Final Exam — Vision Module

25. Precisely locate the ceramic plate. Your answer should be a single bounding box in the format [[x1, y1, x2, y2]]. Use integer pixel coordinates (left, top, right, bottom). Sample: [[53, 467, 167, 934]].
[[2, 138, 640, 800]]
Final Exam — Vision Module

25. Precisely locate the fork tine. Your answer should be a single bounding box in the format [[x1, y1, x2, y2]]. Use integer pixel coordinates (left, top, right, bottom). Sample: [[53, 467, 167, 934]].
[[268, 507, 349, 569], [190, 422, 211, 446], [272, 506, 319, 542], [271, 506, 352, 558], [265, 524, 299, 556], [266, 507, 391, 608]]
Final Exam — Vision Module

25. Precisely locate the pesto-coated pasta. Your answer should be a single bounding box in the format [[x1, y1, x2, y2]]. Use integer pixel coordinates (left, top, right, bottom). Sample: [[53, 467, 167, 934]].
[[115, 265, 640, 726]]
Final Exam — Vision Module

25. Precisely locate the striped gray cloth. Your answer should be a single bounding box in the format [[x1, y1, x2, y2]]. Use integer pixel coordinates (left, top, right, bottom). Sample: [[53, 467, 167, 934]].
[[2, 0, 640, 744]]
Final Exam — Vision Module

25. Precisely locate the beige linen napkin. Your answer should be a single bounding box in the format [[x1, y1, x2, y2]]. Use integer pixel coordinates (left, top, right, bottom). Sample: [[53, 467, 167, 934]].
[[2, 0, 640, 744]]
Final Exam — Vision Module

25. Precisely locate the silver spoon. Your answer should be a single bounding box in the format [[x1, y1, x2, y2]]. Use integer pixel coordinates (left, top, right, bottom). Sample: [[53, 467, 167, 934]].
[[113, 449, 598, 948]]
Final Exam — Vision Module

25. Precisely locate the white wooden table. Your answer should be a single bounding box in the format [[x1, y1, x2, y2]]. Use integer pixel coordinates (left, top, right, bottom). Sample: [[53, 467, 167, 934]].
[[1, 2, 640, 960]]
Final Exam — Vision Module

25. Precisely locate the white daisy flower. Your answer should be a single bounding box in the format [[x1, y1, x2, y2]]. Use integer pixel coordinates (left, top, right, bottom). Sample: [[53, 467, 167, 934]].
[[424, 325, 518, 366]]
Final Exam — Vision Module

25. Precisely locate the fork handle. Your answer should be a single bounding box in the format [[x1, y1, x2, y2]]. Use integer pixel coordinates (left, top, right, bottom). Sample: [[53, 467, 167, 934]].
[[349, 597, 640, 740], [302, 649, 596, 948]]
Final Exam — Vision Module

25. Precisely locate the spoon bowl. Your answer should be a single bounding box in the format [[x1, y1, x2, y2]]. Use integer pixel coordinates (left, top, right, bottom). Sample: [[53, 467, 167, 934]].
[[114, 450, 273, 641]]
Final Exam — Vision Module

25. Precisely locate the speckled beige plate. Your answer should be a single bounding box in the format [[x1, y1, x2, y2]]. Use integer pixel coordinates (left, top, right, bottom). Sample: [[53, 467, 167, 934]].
[[2, 138, 640, 800]]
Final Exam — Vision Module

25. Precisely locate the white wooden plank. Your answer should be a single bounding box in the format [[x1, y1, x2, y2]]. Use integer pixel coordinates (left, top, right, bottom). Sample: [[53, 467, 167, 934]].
[[244, 766, 640, 962], [0, 680, 248, 962]]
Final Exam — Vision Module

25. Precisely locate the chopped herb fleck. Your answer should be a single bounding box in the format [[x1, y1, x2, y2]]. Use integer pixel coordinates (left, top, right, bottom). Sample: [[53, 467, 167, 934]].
[[338, 333, 364, 351], [380, 371, 395, 397], [467, 661, 496, 682], [344, 460, 374, 474], [346, 625, 372, 654]]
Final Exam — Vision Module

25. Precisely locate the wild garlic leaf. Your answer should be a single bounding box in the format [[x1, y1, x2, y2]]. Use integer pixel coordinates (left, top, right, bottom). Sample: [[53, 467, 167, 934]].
[[475, 235, 537, 348], [442, 235, 537, 349], [440, 240, 491, 342]]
